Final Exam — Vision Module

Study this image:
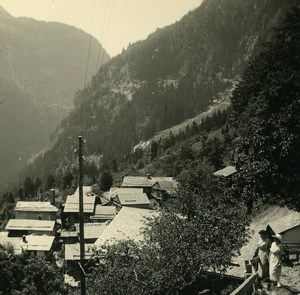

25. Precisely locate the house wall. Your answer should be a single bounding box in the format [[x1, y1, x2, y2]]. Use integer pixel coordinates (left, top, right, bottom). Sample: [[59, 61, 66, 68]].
[[282, 226, 300, 244], [8, 229, 54, 237], [28, 230, 54, 236], [15, 211, 56, 220], [123, 204, 150, 209], [65, 213, 92, 225]]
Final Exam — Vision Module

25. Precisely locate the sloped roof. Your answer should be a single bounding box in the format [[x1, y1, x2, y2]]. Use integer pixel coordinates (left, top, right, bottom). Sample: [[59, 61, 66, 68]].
[[108, 187, 119, 198], [75, 223, 108, 240], [100, 197, 110, 206], [94, 207, 159, 247], [115, 188, 150, 206], [15, 201, 58, 212], [64, 194, 96, 213], [5, 219, 55, 231], [23, 235, 55, 251], [122, 176, 154, 187], [155, 178, 178, 194], [213, 166, 237, 177], [122, 176, 177, 194], [74, 186, 96, 196], [268, 211, 300, 234], [91, 205, 116, 220], [0, 234, 55, 253], [60, 230, 78, 238], [64, 243, 94, 260]]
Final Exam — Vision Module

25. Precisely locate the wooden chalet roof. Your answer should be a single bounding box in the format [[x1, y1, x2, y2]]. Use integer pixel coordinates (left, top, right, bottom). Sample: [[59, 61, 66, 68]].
[[115, 188, 150, 206], [122, 176, 177, 194], [23, 235, 55, 251], [154, 178, 178, 194], [5, 219, 55, 232], [90, 205, 116, 220], [213, 165, 237, 177], [64, 243, 94, 261], [15, 201, 58, 212], [64, 194, 96, 213], [75, 223, 108, 240], [0, 232, 54, 253], [94, 207, 159, 247], [74, 186, 96, 196], [267, 211, 300, 234], [122, 176, 154, 187]]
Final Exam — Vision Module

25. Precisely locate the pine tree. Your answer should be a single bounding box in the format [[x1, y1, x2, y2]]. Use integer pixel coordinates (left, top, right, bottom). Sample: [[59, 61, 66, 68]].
[[231, 7, 300, 211]]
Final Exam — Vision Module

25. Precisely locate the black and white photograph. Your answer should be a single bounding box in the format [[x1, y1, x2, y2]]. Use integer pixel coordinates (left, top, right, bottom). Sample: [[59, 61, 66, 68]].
[[0, 0, 299, 294]]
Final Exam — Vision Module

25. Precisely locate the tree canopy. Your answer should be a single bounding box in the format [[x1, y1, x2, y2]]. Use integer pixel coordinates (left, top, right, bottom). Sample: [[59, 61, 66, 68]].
[[231, 7, 300, 211], [87, 166, 249, 294], [0, 246, 64, 295]]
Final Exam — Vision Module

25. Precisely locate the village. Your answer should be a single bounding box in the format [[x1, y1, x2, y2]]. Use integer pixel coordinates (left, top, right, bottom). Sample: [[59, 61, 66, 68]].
[[0, 166, 300, 294], [0, 173, 177, 288]]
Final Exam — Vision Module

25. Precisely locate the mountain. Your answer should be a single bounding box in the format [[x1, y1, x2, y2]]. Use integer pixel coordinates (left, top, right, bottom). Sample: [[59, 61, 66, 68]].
[[0, 6, 110, 188], [26, 0, 298, 182]]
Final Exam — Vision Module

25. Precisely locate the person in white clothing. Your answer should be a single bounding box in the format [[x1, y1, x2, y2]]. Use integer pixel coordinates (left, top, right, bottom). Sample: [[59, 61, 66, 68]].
[[269, 233, 284, 287]]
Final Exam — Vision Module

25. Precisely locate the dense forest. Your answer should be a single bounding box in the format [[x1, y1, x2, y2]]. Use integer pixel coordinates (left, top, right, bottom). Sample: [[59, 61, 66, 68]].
[[22, 0, 298, 185]]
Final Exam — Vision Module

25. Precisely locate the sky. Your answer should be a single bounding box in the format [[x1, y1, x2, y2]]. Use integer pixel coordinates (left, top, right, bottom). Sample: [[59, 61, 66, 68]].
[[0, 0, 201, 57]]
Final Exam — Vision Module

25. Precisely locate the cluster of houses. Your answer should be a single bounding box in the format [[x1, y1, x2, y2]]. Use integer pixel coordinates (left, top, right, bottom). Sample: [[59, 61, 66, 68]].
[[0, 200, 58, 256], [0, 174, 177, 285], [1, 167, 300, 289]]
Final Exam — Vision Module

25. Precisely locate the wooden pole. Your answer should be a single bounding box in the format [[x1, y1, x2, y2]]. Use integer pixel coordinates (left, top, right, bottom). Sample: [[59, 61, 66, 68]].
[[78, 136, 86, 295]]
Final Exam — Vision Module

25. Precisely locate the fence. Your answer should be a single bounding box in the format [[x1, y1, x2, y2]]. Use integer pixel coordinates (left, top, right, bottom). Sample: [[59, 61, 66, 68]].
[[230, 257, 259, 295], [230, 272, 258, 295]]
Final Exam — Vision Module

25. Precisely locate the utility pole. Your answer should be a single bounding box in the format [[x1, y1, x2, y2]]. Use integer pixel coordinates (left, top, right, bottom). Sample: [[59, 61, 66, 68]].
[[78, 136, 86, 295]]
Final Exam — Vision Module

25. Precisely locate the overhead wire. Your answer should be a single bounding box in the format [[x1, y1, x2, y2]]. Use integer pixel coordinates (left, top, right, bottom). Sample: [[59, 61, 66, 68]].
[[83, 0, 97, 89], [100, 0, 114, 68], [78, 0, 97, 143], [95, 0, 109, 73]]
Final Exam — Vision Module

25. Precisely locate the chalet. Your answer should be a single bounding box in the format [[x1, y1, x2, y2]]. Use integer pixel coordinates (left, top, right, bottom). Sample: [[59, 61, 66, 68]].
[[64, 243, 94, 261], [113, 188, 150, 209], [213, 166, 237, 178], [15, 201, 58, 221], [94, 207, 159, 248], [267, 211, 300, 246], [0, 232, 54, 256], [121, 175, 177, 199], [62, 192, 96, 224], [21, 235, 55, 256], [90, 205, 116, 222], [59, 230, 78, 244], [5, 219, 56, 236], [75, 223, 108, 243]]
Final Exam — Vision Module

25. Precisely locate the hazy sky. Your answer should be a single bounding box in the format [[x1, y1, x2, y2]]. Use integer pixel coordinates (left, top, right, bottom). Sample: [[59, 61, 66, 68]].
[[0, 0, 201, 57]]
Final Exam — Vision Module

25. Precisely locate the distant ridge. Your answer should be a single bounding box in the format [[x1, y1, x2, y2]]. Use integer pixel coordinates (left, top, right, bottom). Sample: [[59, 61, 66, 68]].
[[0, 5, 12, 18], [0, 7, 110, 189], [22, 0, 300, 182]]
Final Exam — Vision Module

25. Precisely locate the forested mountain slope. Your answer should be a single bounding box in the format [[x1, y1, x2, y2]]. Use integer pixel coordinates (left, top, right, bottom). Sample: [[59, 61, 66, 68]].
[[27, 0, 298, 181], [0, 6, 109, 188]]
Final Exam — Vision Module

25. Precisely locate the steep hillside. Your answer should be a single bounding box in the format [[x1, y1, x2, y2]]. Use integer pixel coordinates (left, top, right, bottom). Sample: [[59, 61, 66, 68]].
[[0, 6, 109, 188], [27, 0, 298, 181]]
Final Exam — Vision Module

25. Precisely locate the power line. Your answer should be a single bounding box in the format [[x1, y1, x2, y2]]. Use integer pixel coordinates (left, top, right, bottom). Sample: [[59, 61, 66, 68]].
[[100, 0, 114, 67], [83, 0, 97, 89], [95, 0, 109, 73]]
